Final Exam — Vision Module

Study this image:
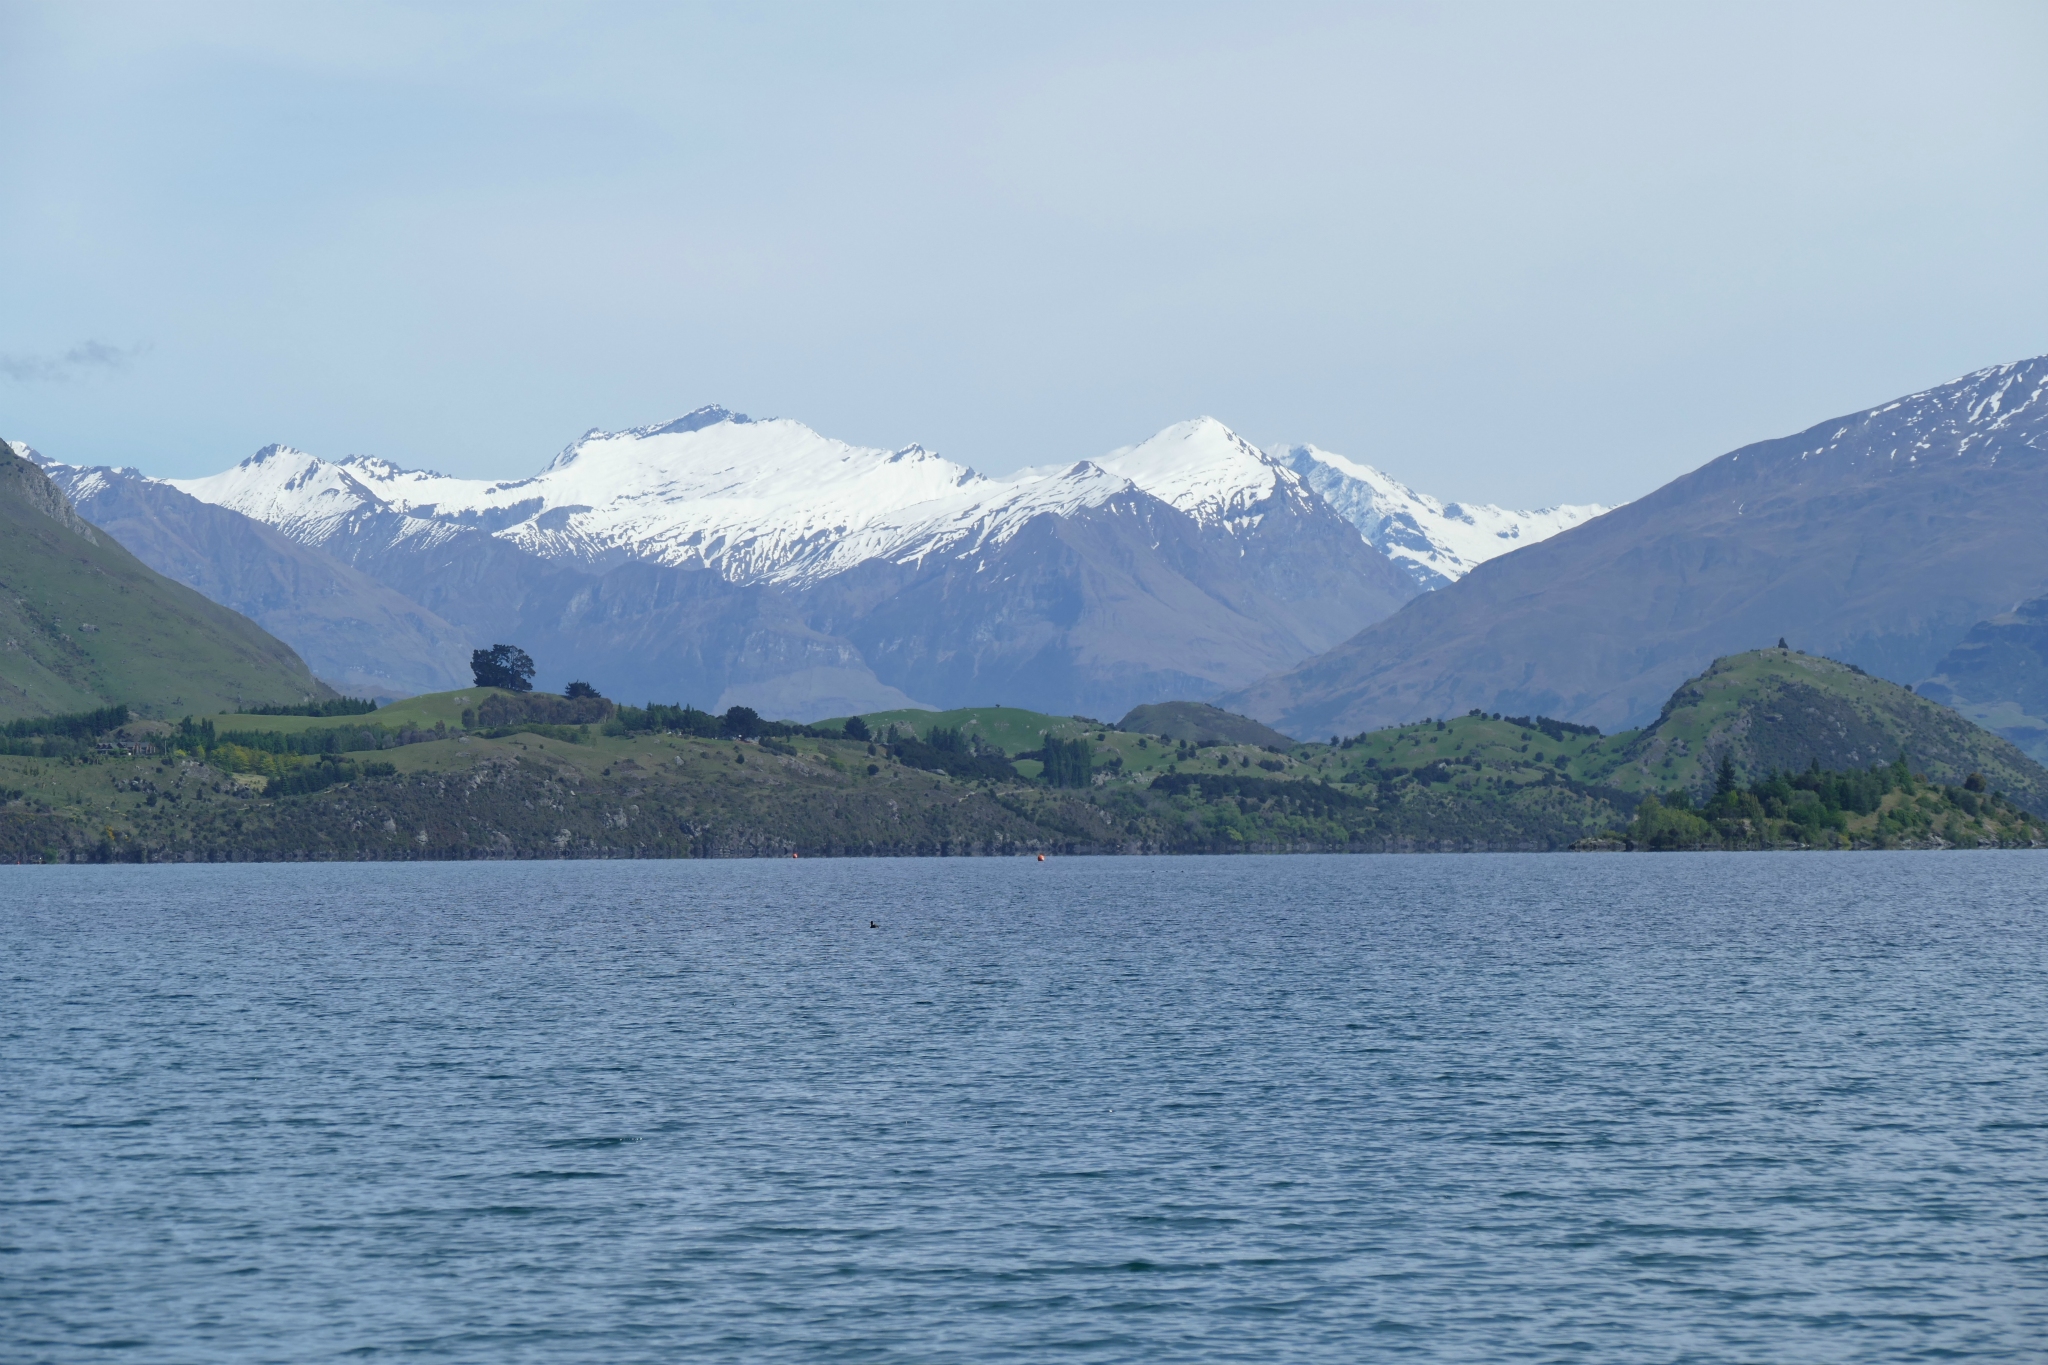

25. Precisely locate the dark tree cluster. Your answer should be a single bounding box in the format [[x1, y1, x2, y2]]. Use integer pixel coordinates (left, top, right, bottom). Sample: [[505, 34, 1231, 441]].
[[1624, 754, 2041, 849], [470, 644, 536, 692], [1037, 737, 1095, 789], [888, 727, 1018, 782], [241, 697, 380, 718], [607, 702, 828, 742], [4, 704, 130, 739], [1500, 714, 1602, 741]]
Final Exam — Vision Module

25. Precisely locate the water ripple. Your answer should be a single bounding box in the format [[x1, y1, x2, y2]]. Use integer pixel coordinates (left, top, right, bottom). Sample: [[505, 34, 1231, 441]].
[[3, 853, 2047, 1361]]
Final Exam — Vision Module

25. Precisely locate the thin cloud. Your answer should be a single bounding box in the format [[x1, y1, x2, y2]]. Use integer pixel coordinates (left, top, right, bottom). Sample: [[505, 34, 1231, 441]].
[[0, 341, 149, 382]]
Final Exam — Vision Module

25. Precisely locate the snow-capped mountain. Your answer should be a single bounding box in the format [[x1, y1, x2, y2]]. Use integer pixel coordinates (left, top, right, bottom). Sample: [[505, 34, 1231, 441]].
[[1229, 356, 2048, 738], [1276, 444, 1609, 590], [168, 411, 1341, 590], [35, 406, 1616, 717], [50, 411, 1430, 717]]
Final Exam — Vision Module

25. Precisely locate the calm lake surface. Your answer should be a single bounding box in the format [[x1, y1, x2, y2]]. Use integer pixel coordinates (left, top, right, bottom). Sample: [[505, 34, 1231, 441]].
[[5, 854, 2048, 1362]]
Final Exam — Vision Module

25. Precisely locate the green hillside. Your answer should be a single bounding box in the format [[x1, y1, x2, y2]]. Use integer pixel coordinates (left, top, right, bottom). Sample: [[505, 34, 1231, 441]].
[[1606, 648, 2048, 811], [0, 448, 332, 720], [820, 705, 1101, 753], [5, 650, 2044, 862], [1297, 649, 2048, 816], [212, 687, 521, 734], [1117, 701, 1294, 748]]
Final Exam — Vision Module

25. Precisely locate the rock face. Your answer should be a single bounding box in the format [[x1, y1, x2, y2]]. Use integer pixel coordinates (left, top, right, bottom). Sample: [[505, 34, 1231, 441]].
[[35, 415, 1423, 719], [1230, 358, 2048, 738], [0, 447, 331, 720]]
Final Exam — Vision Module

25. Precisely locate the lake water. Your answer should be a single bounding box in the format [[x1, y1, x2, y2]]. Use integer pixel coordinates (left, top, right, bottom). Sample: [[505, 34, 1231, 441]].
[[5, 854, 2048, 1362]]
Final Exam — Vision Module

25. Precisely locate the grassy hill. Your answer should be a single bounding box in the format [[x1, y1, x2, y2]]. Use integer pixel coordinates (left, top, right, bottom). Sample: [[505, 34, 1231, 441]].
[[1117, 701, 1294, 748], [207, 687, 517, 734], [0, 448, 332, 721], [1605, 648, 2048, 811], [6, 653, 2043, 862], [0, 690, 1634, 861], [1294, 649, 2048, 816], [818, 705, 1097, 753]]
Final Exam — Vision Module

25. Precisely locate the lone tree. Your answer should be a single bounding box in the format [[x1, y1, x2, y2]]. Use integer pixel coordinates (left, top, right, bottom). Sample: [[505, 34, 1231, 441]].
[[563, 680, 600, 700], [842, 714, 870, 741], [721, 705, 762, 739], [471, 644, 536, 692]]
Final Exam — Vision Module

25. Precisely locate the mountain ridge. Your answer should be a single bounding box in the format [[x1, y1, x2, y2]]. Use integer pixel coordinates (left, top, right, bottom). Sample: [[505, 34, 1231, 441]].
[[35, 413, 1567, 717], [1227, 357, 2048, 738]]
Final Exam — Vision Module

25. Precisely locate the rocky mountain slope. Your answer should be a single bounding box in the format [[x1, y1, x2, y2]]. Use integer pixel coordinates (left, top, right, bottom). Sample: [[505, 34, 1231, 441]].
[[36, 415, 1443, 718], [14, 406, 1611, 718], [1276, 444, 1607, 589], [0, 446, 332, 719], [1231, 357, 2048, 737], [32, 454, 471, 697], [1916, 593, 2048, 763]]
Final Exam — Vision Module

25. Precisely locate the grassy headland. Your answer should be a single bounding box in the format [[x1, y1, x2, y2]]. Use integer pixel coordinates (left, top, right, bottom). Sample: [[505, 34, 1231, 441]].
[[3, 649, 2043, 861]]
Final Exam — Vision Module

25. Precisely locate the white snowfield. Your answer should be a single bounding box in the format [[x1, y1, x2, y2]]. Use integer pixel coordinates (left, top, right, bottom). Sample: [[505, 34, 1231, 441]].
[[1277, 445, 1609, 589], [159, 409, 1603, 588]]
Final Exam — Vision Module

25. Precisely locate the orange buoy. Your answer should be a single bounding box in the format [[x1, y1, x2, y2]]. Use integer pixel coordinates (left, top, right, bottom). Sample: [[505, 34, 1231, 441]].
[[1037, 853, 1045, 861]]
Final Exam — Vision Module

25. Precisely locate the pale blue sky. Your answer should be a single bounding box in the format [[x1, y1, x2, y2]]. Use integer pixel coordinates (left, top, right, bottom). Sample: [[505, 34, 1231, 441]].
[[3, 1, 2045, 506]]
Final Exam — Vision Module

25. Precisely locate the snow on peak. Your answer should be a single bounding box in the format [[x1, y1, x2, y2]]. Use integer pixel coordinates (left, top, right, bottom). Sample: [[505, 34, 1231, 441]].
[[160, 409, 1601, 593], [170, 445, 398, 544], [1277, 444, 1609, 589], [1098, 417, 1298, 529], [167, 415, 1129, 584], [546, 406, 753, 471]]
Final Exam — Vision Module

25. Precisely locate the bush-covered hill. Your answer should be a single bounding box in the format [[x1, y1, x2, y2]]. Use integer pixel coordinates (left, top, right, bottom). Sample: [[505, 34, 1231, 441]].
[[5, 654, 2044, 862], [1116, 701, 1294, 749], [0, 696, 1634, 862], [1604, 648, 2048, 812], [1607, 758, 2043, 852]]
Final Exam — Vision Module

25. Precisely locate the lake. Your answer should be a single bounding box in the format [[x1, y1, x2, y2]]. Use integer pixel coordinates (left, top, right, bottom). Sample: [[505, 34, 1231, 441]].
[[5, 853, 2047, 1362]]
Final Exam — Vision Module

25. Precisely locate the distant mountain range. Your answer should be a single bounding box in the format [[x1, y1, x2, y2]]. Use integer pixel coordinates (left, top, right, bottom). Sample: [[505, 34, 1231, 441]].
[[1228, 357, 2048, 741], [22, 354, 2047, 751], [14, 418, 1594, 718]]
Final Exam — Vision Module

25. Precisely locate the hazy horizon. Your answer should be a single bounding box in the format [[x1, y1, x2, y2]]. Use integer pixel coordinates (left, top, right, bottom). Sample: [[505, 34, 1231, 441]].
[[4, 1, 2046, 507]]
